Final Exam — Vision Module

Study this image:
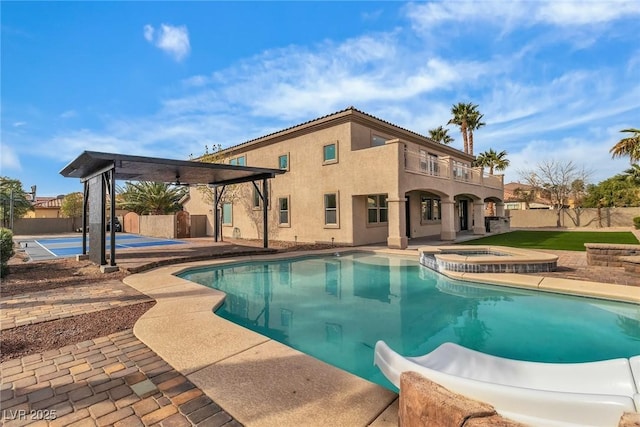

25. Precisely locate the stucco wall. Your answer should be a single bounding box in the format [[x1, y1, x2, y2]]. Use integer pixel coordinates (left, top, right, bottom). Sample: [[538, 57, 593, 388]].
[[12, 218, 77, 234], [509, 207, 640, 228], [139, 215, 176, 239], [184, 117, 503, 246]]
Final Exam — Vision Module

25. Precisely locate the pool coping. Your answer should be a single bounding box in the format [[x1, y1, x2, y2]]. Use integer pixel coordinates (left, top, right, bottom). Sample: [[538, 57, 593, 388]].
[[123, 247, 640, 426]]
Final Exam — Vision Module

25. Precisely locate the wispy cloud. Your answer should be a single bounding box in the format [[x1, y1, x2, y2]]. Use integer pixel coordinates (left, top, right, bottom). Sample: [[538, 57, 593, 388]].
[[59, 110, 77, 119], [12, 121, 26, 127], [406, 0, 640, 29], [0, 144, 22, 170], [143, 23, 190, 62]]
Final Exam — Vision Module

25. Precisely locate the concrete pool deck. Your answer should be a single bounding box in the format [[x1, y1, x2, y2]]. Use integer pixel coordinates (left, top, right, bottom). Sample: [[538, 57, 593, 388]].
[[123, 247, 640, 426]]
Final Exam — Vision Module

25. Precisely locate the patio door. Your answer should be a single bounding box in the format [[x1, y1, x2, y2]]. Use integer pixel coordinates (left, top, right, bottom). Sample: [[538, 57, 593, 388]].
[[459, 200, 468, 231]]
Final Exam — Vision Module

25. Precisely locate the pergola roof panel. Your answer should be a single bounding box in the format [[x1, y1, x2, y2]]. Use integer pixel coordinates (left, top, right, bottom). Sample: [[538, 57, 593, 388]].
[[60, 151, 285, 185]]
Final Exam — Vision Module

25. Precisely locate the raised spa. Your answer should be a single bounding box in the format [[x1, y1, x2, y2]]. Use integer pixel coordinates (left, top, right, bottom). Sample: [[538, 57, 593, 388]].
[[420, 245, 558, 274]]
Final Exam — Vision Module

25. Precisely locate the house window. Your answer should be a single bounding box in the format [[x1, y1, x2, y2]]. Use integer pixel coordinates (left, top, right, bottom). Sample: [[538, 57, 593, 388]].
[[420, 150, 439, 175], [453, 161, 469, 181], [278, 154, 289, 170], [230, 156, 246, 166], [323, 143, 337, 163], [421, 195, 441, 221], [419, 150, 428, 172], [371, 135, 387, 147], [278, 197, 289, 225], [324, 193, 338, 225], [367, 194, 388, 224], [252, 182, 269, 209], [222, 203, 233, 225], [253, 186, 261, 208]]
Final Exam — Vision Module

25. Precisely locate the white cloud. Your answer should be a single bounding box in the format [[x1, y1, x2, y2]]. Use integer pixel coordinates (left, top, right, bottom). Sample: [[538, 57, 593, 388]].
[[143, 23, 190, 62], [406, 0, 640, 30], [0, 144, 22, 170], [166, 34, 492, 122], [537, 1, 640, 25], [12, 121, 26, 127], [59, 110, 77, 119], [143, 24, 154, 42]]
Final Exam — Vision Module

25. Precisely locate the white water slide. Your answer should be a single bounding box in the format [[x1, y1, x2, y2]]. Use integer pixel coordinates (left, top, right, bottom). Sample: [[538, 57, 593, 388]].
[[374, 341, 640, 427]]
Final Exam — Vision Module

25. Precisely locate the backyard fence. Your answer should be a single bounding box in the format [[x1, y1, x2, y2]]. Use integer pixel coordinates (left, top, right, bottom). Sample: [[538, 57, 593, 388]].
[[508, 207, 640, 228]]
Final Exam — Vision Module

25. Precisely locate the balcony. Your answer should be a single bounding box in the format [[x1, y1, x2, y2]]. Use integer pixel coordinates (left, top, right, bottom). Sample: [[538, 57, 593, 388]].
[[403, 148, 503, 189]]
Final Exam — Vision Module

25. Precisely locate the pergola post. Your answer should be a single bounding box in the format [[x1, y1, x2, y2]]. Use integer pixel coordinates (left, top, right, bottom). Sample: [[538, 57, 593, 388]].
[[109, 166, 116, 267], [213, 186, 219, 242], [81, 181, 88, 255], [99, 174, 107, 266], [262, 178, 268, 249]]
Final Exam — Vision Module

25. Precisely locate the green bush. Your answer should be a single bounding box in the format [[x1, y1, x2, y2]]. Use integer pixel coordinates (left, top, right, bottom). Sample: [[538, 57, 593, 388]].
[[634, 217, 640, 230], [0, 227, 15, 277]]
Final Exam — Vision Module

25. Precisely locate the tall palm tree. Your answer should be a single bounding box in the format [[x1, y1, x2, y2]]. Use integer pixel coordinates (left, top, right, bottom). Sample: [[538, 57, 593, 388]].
[[448, 102, 483, 155], [474, 149, 510, 175], [448, 102, 471, 153], [466, 110, 485, 156], [428, 126, 454, 145], [610, 128, 640, 163]]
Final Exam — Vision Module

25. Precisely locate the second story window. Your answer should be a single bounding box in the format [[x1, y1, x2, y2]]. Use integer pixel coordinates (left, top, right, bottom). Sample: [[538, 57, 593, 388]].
[[230, 156, 246, 166], [278, 154, 289, 170], [323, 143, 337, 164], [371, 135, 387, 147]]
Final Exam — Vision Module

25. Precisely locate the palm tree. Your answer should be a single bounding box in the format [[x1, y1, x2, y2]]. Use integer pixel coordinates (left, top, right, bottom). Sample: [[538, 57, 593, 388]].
[[474, 149, 510, 175], [448, 102, 483, 155], [475, 149, 509, 216], [117, 181, 188, 215], [466, 110, 485, 156], [618, 164, 640, 186], [428, 126, 454, 145], [610, 128, 640, 163]]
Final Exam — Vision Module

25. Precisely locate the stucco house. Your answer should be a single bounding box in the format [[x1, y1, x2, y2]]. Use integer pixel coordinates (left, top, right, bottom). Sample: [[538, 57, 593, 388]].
[[23, 196, 63, 218], [183, 107, 505, 249]]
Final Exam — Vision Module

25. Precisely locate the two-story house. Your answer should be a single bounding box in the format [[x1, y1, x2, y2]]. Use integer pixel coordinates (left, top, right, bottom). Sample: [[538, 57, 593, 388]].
[[183, 107, 505, 249]]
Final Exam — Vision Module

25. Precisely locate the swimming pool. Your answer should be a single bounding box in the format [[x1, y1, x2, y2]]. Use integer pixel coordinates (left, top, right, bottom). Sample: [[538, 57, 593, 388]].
[[178, 252, 640, 390]]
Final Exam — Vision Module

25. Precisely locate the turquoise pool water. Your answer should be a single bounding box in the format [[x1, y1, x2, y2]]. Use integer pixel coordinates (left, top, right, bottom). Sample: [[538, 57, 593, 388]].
[[178, 252, 640, 390]]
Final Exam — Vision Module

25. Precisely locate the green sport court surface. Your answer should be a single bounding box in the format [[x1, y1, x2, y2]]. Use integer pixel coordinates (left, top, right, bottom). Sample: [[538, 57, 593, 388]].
[[20, 234, 184, 261]]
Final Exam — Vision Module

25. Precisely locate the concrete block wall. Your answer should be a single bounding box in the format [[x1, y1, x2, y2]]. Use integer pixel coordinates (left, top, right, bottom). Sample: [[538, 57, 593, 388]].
[[585, 243, 640, 267]]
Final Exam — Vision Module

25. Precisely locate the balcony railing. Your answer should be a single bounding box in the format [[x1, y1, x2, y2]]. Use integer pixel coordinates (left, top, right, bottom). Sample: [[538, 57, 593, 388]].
[[404, 149, 450, 179], [403, 148, 503, 189]]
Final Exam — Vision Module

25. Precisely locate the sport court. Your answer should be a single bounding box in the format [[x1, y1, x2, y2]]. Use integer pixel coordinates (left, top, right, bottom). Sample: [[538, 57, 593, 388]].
[[20, 234, 184, 261]]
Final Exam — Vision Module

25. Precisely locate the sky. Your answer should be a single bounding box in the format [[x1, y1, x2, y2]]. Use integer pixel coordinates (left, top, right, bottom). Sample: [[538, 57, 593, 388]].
[[2, 1, 639, 197]]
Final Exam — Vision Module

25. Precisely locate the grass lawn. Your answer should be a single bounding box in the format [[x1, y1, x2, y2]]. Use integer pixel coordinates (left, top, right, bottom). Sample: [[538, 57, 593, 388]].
[[460, 230, 639, 251]]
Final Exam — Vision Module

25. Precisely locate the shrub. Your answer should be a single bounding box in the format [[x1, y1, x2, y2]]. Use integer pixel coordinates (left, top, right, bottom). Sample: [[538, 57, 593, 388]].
[[634, 216, 640, 230], [0, 227, 15, 277]]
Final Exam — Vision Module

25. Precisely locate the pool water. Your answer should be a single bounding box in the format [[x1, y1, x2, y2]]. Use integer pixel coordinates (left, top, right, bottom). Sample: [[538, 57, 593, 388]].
[[178, 252, 640, 390]]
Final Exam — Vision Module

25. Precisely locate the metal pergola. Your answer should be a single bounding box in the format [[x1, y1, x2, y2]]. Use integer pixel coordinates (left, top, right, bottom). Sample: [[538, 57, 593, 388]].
[[60, 151, 285, 270]]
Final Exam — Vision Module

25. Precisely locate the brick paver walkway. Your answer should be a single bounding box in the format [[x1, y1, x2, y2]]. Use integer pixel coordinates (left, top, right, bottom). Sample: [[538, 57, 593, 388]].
[[0, 330, 241, 427], [1, 282, 152, 330], [532, 250, 640, 286]]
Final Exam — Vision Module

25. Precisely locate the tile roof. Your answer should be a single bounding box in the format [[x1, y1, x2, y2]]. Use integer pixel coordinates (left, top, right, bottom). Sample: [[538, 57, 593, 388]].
[[214, 106, 470, 158]]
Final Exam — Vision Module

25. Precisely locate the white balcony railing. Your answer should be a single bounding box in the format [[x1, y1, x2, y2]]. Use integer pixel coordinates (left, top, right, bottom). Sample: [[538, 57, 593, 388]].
[[403, 148, 503, 189], [404, 149, 450, 178]]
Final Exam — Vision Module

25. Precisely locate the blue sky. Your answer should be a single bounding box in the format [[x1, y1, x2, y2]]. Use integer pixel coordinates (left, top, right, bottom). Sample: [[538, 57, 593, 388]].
[[2, 1, 639, 197]]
